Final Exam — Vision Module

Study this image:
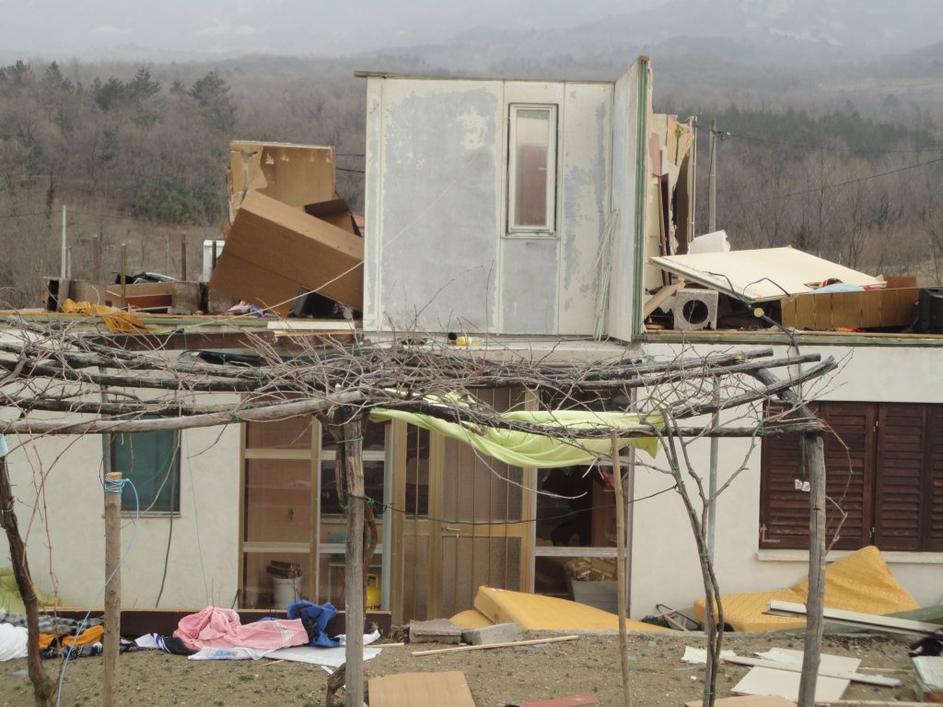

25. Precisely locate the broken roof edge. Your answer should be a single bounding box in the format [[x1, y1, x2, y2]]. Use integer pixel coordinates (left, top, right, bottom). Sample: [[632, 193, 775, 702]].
[[229, 140, 335, 151], [354, 55, 650, 84], [353, 69, 616, 84]]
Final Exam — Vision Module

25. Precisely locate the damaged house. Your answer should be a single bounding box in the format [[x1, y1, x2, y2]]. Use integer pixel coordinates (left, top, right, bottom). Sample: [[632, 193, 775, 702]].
[[2, 57, 941, 634]]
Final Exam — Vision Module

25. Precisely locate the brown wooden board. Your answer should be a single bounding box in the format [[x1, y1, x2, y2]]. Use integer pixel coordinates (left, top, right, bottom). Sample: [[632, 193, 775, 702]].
[[38, 608, 391, 640], [780, 277, 918, 331], [368, 671, 475, 707]]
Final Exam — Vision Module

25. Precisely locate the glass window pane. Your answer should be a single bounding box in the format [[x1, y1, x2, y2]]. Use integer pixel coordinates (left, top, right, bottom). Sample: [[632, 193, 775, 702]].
[[535, 466, 613, 548], [320, 459, 385, 516], [513, 108, 552, 228], [405, 427, 430, 516], [242, 552, 311, 609], [111, 430, 180, 513], [244, 459, 312, 543]]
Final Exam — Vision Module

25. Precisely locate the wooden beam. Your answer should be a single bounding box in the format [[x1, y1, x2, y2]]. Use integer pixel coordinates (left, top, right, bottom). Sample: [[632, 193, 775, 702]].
[[642, 280, 685, 320], [411, 635, 579, 656], [798, 432, 827, 707]]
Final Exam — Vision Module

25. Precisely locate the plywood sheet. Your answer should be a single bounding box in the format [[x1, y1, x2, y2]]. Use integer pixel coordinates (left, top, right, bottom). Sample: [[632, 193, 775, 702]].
[[650, 247, 883, 303], [685, 696, 795, 707], [368, 671, 475, 707], [732, 650, 859, 702]]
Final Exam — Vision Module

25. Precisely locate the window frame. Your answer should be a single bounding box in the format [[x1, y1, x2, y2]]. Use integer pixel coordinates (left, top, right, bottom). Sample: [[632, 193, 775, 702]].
[[110, 429, 181, 516], [506, 103, 558, 237]]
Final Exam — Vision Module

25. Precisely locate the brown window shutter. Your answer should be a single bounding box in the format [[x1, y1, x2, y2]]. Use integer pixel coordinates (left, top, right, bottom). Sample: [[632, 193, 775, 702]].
[[874, 404, 926, 551], [926, 405, 943, 551], [821, 402, 875, 550], [760, 402, 874, 550], [760, 419, 807, 549]]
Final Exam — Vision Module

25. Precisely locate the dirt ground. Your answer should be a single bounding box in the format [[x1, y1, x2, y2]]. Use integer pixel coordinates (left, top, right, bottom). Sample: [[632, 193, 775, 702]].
[[0, 632, 919, 706]]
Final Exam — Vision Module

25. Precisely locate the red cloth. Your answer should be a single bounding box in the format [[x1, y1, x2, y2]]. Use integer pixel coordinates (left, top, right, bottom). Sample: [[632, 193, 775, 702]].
[[174, 607, 308, 651]]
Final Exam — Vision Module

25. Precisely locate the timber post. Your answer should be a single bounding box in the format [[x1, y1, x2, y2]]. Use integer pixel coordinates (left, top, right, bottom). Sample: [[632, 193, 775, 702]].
[[103, 471, 123, 707], [341, 417, 366, 707], [797, 433, 827, 706], [611, 432, 632, 707]]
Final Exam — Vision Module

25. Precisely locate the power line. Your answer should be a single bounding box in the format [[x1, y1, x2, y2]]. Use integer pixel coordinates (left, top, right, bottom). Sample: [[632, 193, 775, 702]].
[[726, 130, 943, 156], [776, 155, 943, 199]]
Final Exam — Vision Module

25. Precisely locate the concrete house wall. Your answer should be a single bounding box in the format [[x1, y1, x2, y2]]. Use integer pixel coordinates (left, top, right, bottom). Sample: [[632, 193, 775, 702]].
[[629, 341, 943, 618], [0, 422, 240, 608], [362, 61, 650, 339]]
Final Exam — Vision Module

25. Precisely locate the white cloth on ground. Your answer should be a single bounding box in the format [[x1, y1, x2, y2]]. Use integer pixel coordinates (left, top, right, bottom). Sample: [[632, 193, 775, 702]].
[[188, 647, 267, 661], [0, 623, 28, 661]]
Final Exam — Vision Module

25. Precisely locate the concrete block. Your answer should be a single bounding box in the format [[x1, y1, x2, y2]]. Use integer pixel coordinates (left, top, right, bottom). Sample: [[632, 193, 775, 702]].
[[460, 622, 523, 646], [409, 618, 463, 644]]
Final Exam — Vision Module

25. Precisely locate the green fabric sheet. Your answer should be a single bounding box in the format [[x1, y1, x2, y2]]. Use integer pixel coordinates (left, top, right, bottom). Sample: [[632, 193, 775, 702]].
[[370, 408, 660, 468], [0, 566, 55, 614]]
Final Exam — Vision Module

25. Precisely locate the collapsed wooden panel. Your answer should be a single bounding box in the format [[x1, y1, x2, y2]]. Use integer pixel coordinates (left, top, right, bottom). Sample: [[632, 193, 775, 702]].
[[368, 671, 475, 707], [211, 191, 363, 315]]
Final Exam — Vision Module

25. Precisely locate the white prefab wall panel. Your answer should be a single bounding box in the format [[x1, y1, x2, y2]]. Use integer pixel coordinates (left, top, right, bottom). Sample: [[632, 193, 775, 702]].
[[0, 423, 240, 609], [365, 78, 503, 333], [628, 342, 943, 618], [558, 83, 614, 335], [607, 63, 647, 343], [363, 76, 619, 336]]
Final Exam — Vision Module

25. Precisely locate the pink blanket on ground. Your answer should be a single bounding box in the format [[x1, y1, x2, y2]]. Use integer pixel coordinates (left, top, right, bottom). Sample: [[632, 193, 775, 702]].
[[174, 607, 308, 651]]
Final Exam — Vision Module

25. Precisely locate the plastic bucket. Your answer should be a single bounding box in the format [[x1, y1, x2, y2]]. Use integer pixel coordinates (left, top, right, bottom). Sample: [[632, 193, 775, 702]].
[[272, 575, 302, 609]]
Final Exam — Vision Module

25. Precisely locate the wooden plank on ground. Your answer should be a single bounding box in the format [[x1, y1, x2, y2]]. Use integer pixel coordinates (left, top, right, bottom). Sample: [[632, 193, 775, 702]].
[[368, 671, 475, 707], [722, 656, 901, 687], [767, 600, 940, 637]]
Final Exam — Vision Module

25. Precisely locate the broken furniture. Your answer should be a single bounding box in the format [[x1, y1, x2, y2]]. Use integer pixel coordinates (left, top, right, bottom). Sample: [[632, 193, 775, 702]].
[[691, 545, 919, 632]]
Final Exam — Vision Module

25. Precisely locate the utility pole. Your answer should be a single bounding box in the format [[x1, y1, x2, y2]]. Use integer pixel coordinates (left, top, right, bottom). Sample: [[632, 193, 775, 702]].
[[60, 205, 68, 280], [708, 119, 717, 233]]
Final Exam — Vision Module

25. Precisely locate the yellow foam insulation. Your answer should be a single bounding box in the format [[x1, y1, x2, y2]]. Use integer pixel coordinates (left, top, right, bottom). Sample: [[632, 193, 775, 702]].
[[462, 586, 667, 632], [62, 299, 150, 334], [450, 609, 493, 629], [693, 589, 807, 633], [692, 545, 920, 632], [791, 545, 919, 615]]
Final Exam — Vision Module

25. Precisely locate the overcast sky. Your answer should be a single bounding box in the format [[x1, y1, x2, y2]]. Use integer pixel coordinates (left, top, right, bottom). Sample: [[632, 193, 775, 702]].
[[1, 0, 665, 59]]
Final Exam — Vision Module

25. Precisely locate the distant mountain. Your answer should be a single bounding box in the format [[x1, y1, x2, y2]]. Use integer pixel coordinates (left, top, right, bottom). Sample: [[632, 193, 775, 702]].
[[360, 0, 943, 72]]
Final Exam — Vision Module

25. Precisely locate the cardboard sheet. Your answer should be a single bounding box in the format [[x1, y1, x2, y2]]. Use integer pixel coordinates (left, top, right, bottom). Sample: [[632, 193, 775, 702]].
[[229, 141, 335, 221], [732, 650, 859, 702], [650, 247, 883, 303], [210, 190, 363, 315], [264, 644, 381, 669], [368, 671, 475, 707]]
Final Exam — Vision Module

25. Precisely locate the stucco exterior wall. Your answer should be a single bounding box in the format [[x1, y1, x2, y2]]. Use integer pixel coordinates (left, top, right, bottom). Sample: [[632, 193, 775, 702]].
[[0, 421, 240, 609], [629, 342, 943, 618], [363, 75, 618, 337]]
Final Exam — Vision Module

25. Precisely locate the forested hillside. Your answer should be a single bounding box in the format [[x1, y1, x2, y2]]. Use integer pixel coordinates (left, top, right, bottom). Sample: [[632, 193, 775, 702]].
[[0, 56, 941, 308]]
